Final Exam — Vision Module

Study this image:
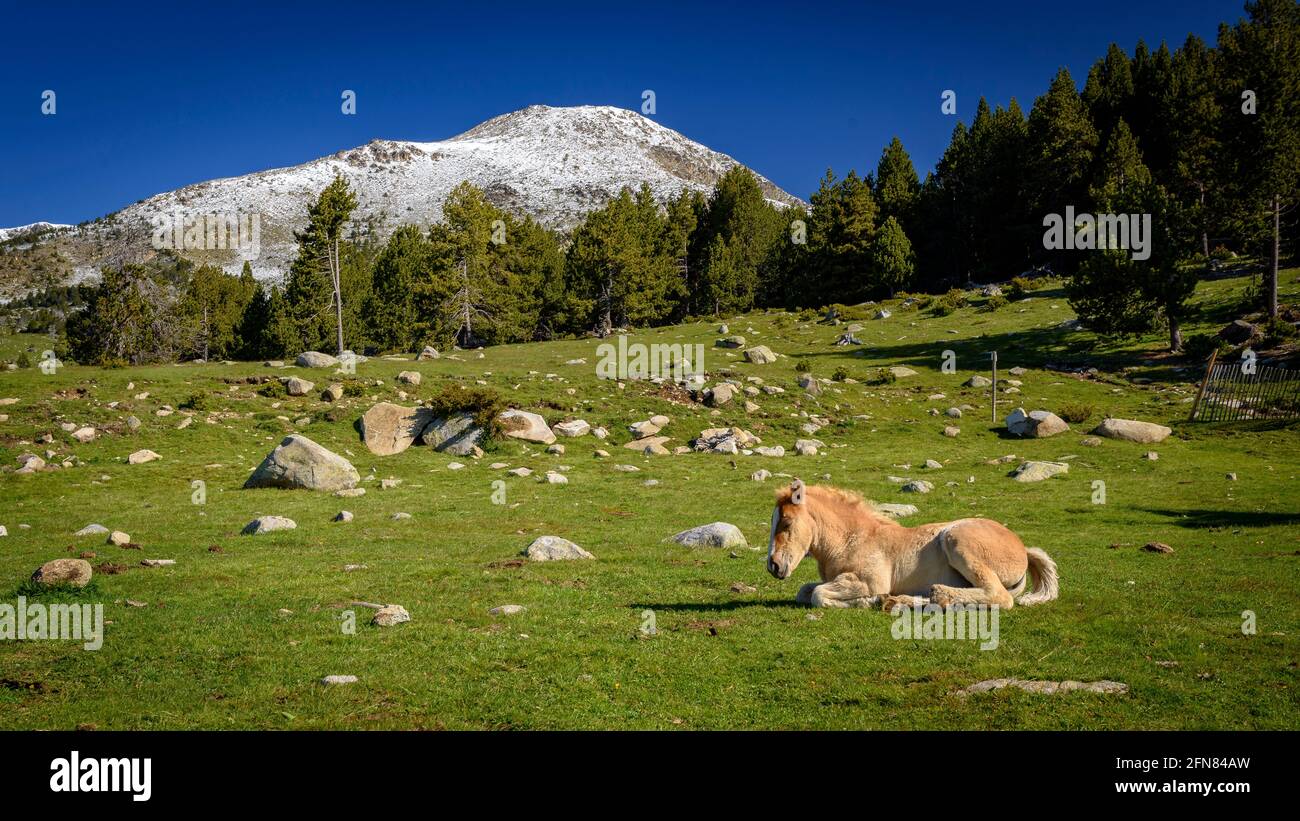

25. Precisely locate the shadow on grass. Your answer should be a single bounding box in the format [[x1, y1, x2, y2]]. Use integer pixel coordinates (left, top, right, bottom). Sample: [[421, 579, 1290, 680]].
[[629, 599, 807, 613], [786, 322, 1220, 386], [1140, 508, 1300, 528]]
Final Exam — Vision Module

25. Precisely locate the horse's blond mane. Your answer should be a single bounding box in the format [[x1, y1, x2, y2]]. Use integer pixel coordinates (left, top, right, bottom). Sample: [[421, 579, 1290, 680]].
[[776, 483, 891, 522]]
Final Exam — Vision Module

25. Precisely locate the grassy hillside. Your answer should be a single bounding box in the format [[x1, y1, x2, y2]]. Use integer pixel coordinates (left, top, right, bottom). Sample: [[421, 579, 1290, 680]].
[[0, 271, 1297, 729]]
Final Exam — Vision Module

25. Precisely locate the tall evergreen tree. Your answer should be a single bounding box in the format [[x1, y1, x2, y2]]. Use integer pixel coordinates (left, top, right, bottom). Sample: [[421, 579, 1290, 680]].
[[282, 175, 359, 353], [1026, 69, 1100, 271], [1217, 0, 1300, 317], [566, 186, 682, 332], [1170, 33, 1224, 260], [871, 216, 915, 295], [875, 137, 920, 229]]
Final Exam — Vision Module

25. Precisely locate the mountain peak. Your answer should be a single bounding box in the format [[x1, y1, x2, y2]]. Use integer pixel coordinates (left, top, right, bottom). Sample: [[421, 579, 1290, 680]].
[[16, 105, 804, 284]]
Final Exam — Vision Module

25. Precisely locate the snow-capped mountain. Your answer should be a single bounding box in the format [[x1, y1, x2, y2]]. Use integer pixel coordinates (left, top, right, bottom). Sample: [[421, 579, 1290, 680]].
[[0, 222, 71, 243], [19, 105, 804, 282]]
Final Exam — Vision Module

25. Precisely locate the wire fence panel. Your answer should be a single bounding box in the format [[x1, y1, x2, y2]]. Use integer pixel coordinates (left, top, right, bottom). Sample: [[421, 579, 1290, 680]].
[[1190, 356, 1300, 422]]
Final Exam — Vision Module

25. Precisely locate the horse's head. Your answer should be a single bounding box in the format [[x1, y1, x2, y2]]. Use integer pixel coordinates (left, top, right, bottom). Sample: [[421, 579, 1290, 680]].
[[767, 478, 814, 579]]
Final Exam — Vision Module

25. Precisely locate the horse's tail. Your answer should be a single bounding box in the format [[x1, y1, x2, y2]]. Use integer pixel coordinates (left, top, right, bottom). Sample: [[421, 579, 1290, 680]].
[[1014, 547, 1059, 606]]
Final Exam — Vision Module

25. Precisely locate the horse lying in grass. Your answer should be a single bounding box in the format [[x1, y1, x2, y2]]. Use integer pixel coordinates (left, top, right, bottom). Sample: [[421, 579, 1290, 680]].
[[766, 479, 1059, 609]]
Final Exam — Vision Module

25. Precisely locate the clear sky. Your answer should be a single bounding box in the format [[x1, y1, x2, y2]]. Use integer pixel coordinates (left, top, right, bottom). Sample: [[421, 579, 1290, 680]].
[[0, 0, 1243, 227]]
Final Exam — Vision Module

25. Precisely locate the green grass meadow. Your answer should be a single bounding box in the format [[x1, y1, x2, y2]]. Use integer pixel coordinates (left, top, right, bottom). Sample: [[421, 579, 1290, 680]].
[[0, 272, 1297, 729]]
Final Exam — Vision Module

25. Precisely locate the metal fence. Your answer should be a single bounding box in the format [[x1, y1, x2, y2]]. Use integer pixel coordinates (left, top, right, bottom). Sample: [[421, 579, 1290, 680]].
[[1189, 350, 1300, 422]]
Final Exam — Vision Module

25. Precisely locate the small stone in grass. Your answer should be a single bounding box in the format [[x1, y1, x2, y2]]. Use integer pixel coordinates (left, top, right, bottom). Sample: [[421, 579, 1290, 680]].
[[371, 605, 410, 627], [1142, 542, 1174, 554], [489, 604, 526, 616], [321, 675, 358, 686]]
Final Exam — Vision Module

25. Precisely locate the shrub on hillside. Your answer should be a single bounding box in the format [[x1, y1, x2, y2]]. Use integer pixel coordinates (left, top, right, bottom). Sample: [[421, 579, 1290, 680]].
[[831, 366, 850, 382], [1182, 333, 1232, 361], [427, 384, 505, 438], [180, 392, 212, 412], [983, 294, 1008, 311], [1006, 276, 1043, 301], [793, 359, 812, 373], [864, 367, 896, 386], [930, 289, 968, 316], [1056, 402, 1094, 424], [1260, 317, 1298, 348]]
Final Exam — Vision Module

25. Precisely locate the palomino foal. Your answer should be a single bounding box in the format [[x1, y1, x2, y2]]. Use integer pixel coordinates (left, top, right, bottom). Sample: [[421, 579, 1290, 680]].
[[766, 479, 1058, 609]]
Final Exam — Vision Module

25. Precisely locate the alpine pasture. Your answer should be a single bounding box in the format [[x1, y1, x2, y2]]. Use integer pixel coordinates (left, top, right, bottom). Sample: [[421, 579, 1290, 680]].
[[0, 272, 1297, 730]]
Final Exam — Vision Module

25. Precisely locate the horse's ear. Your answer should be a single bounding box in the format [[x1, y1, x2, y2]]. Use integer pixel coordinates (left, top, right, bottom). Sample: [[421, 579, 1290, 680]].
[[791, 478, 805, 505]]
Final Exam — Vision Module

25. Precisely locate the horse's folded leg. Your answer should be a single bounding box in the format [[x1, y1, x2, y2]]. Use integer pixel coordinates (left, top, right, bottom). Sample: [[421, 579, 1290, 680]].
[[881, 594, 929, 611], [845, 594, 880, 609], [795, 582, 819, 606], [810, 576, 875, 609]]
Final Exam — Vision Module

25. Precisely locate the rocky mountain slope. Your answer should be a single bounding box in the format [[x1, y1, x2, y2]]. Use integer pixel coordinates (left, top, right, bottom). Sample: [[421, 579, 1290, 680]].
[[5, 105, 804, 286]]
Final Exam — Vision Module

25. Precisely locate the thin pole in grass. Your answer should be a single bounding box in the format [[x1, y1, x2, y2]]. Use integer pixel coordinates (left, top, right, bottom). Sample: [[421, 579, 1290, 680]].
[[990, 350, 998, 423]]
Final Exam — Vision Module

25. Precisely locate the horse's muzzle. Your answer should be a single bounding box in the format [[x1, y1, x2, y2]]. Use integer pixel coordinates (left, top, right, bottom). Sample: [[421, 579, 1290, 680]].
[[767, 557, 787, 579]]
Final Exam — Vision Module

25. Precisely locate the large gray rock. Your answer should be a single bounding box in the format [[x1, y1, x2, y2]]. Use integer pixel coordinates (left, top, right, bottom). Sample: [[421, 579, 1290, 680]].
[[715, 336, 746, 349], [1009, 461, 1069, 482], [693, 427, 761, 453], [526, 536, 594, 561], [361, 402, 434, 456], [242, 515, 297, 535], [286, 377, 314, 397], [1089, 418, 1172, 444], [1219, 320, 1257, 344], [553, 419, 592, 438], [418, 346, 440, 361], [296, 351, 339, 368], [707, 383, 737, 406], [244, 435, 360, 492], [421, 413, 485, 456], [32, 558, 93, 587], [743, 346, 777, 364], [964, 375, 992, 388], [669, 522, 747, 549], [498, 409, 556, 444], [1005, 408, 1070, 438]]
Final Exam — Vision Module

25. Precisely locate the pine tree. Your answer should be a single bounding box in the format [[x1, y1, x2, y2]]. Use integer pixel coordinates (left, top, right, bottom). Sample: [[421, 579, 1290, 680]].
[[1089, 118, 1153, 203], [179, 264, 257, 360], [871, 216, 915, 295], [67, 265, 187, 365], [368, 225, 436, 351], [1068, 181, 1197, 351], [875, 137, 920, 229], [1170, 33, 1224, 260], [1082, 43, 1135, 142], [805, 169, 877, 302], [566, 186, 682, 331], [694, 167, 785, 312], [1217, 0, 1300, 317], [283, 175, 359, 353], [1027, 69, 1100, 270]]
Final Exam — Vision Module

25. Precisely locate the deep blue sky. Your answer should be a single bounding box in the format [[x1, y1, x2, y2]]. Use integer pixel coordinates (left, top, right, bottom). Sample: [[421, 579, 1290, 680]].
[[0, 0, 1243, 227]]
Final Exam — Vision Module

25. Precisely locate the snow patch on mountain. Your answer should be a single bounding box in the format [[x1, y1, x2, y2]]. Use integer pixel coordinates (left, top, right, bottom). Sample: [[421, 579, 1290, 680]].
[[0, 222, 71, 243], [51, 105, 805, 280]]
